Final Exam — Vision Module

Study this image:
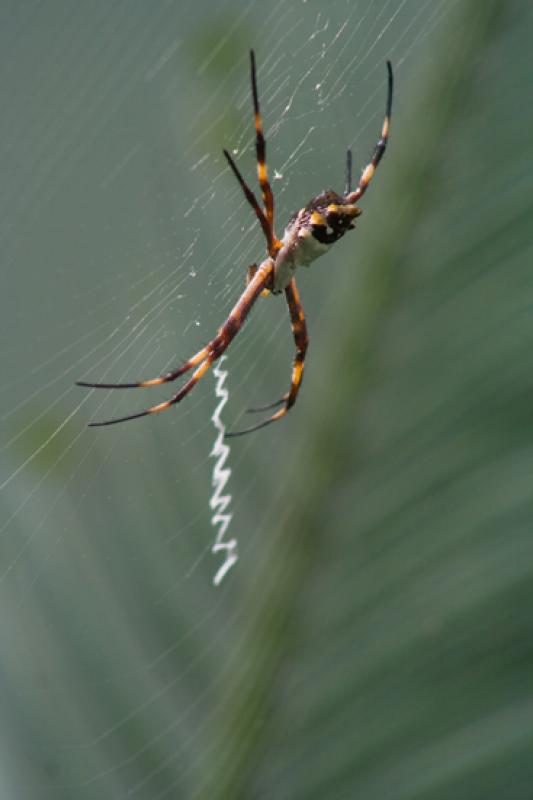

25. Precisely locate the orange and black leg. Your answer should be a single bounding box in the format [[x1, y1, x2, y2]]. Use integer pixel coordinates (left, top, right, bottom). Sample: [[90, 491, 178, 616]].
[[250, 49, 275, 229], [76, 348, 209, 391], [223, 50, 280, 257], [227, 278, 308, 437], [81, 260, 274, 427], [346, 60, 393, 203], [223, 149, 276, 255]]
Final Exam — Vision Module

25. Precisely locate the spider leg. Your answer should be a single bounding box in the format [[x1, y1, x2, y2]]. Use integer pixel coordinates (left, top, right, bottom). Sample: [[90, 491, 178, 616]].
[[246, 395, 287, 413], [76, 347, 210, 390], [86, 260, 274, 428], [223, 149, 277, 256], [222, 51, 281, 257], [345, 148, 353, 195], [226, 278, 308, 437], [346, 61, 393, 203], [247, 264, 270, 297], [250, 50, 275, 230], [78, 260, 274, 391], [87, 358, 213, 426]]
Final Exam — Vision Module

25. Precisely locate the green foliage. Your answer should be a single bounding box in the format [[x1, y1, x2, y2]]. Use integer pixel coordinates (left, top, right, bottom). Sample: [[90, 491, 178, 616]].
[[2, 1, 532, 797], [197, 1, 533, 797]]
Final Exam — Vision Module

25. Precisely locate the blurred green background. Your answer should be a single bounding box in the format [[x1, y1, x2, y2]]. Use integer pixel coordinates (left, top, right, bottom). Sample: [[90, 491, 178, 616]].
[[1, 0, 532, 797]]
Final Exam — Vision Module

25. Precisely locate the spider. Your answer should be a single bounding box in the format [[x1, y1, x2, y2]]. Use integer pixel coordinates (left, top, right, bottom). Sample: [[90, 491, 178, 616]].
[[77, 51, 393, 437]]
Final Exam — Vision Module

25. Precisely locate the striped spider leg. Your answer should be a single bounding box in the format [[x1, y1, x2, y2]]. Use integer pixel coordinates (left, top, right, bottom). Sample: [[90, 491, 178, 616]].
[[77, 54, 394, 437], [77, 50, 278, 430]]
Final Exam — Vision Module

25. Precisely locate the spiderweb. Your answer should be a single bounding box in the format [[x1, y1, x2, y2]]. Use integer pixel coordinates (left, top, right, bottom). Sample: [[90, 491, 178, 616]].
[[0, 1, 456, 796]]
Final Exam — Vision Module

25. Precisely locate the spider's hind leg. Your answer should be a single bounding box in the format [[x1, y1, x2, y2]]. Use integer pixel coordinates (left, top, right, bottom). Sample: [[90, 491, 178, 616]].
[[346, 61, 393, 203], [250, 49, 274, 229]]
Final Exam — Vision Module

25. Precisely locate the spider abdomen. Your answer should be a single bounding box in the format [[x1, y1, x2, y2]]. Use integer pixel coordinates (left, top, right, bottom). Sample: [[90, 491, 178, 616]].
[[272, 191, 361, 292]]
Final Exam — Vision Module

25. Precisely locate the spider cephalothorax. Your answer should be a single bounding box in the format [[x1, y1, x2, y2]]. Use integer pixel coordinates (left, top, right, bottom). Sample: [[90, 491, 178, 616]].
[[78, 52, 393, 436]]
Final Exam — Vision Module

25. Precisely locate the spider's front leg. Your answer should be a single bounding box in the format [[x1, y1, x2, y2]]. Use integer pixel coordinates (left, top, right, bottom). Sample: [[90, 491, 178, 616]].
[[246, 263, 271, 297], [82, 259, 274, 428], [226, 278, 308, 437]]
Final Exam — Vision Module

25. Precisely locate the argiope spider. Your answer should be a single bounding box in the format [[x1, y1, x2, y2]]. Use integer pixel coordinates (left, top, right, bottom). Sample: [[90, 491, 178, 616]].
[[78, 52, 393, 437]]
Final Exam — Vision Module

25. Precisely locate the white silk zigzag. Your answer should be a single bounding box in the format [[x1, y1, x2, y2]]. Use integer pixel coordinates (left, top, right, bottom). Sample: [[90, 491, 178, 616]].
[[209, 356, 238, 585]]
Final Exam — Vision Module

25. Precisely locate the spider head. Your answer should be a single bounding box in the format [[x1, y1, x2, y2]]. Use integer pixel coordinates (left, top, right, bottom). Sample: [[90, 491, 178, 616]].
[[306, 190, 362, 245]]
